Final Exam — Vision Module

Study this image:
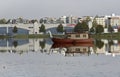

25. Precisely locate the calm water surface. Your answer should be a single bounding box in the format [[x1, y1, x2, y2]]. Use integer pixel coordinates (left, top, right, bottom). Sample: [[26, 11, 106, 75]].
[[0, 38, 120, 77]]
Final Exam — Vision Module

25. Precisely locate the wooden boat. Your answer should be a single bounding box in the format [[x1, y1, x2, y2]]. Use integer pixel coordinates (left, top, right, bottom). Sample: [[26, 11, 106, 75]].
[[52, 33, 93, 44], [51, 43, 94, 48], [51, 42, 94, 56], [52, 38, 93, 44]]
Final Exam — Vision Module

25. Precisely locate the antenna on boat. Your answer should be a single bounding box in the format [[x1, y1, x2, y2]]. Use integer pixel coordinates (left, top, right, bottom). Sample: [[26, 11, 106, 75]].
[[47, 30, 53, 38]]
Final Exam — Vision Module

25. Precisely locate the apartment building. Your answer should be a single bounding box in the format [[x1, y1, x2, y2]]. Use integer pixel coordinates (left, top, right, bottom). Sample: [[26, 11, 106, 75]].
[[108, 17, 120, 27], [95, 16, 106, 27], [92, 14, 120, 28], [66, 15, 78, 24], [59, 16, 67, 24]]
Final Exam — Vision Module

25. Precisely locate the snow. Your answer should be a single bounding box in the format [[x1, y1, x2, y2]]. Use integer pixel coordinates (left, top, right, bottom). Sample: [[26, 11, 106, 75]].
[[0, 52, 120, 77]]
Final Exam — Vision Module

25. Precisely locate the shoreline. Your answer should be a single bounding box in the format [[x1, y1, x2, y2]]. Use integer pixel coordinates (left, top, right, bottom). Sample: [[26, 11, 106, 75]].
[[0, 33, 120, 39]]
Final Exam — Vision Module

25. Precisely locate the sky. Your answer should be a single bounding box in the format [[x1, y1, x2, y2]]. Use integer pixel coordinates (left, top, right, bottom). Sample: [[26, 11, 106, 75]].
[[0, 0, 120, 19]]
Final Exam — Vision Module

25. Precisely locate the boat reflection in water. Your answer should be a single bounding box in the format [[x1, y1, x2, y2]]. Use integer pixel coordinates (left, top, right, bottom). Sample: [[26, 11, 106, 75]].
[[51, 39, 120, 57], [51, 32, 94, 56], [51, 43, 94, 56]]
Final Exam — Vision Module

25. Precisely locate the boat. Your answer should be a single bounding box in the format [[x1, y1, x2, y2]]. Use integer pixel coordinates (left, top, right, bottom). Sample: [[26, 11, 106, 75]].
[[52, 32, 93, 44], [51, 42, 94, 56], [52, 43, 94, 48]]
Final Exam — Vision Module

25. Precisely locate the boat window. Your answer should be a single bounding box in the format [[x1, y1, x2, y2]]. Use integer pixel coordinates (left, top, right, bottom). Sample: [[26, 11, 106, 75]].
[[83, 34, 86, 37], [83, 48, 87, 52], [76, 34, 80, 37], [76, 48, 80, 51], [67, 35, 71, 37]]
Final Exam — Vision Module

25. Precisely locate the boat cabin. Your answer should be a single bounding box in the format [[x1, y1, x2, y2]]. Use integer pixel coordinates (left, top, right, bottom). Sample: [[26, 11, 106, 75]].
[[66, 33, 89, 39], [66, 46, 89, 53], [65, 46, 91, 56]]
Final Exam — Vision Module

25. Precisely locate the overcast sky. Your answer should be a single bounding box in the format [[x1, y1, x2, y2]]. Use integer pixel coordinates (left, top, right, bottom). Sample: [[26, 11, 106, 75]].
[[0, 0, 120, 19]]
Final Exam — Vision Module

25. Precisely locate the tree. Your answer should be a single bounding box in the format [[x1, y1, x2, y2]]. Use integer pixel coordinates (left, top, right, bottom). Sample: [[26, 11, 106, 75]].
[[81, 21, 89, 31], [108, 40, 114, 46], [39, 18, 44, 23], [74, 22, 82, 32], [31, 19, 38, 24], [39, 24, 46, 33], [95, 40, 104, 49], [57, 24, 64, 32], [108, 25, 114, 33], [92, 17, 98, 28], [96, 25, 104, 34], [74, 21, 89, 33], [90, 27, 95, 33], [12, 26, 18, 34], [13, 40, 18, 48], [0, 18, 7, 24], [39, 40, 46, 49], [108, 40, 114, 53]]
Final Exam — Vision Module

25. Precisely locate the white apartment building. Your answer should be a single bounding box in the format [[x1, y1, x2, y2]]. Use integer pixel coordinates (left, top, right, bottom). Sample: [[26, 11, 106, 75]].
[[105, 13, 120, 27], [59, 16, 67, 24], [93, 14, 120, 28], [66, 15, 78, 24], [108, 17, 120, 26], [95, 16, 106, 27], [82, 16, 94, 29], [41, 17, 57, 24]]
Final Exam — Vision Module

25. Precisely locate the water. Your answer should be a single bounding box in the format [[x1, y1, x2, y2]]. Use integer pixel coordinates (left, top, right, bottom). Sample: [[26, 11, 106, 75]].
[[0, 38, 120, 77], [0, 38, 120, 57]]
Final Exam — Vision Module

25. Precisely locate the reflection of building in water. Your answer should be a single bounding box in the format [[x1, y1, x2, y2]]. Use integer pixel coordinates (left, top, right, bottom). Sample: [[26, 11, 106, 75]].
[[108, 40, 120, 57], [51, 43, 94, 56], [96, 39, 120, 57], [0, 39, 52, 54]]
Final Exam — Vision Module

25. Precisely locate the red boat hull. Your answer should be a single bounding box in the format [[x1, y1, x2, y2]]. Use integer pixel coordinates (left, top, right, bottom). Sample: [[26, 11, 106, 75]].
[[52, 43, 94, 48], [52, 38, 93, 44]]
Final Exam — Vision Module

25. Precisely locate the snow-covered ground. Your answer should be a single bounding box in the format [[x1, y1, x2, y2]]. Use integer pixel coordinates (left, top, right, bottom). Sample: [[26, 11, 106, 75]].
[[0, 52, 120, 77]]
